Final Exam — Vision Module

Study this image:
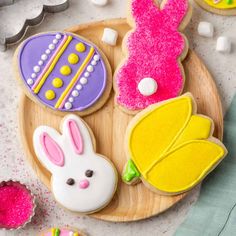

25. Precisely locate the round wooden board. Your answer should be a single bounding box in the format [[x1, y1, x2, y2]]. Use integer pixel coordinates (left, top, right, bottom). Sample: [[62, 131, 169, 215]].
[[19, 18, 223, 222], [194, 0, 236, 15]]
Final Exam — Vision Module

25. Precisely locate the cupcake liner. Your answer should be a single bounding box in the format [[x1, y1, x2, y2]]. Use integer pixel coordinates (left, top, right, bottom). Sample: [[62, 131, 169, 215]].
[[0, 179, 36, 230]]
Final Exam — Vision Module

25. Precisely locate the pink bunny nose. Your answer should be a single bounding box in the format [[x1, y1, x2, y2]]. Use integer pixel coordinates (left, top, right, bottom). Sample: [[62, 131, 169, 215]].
[[79, 179, 90, 189]]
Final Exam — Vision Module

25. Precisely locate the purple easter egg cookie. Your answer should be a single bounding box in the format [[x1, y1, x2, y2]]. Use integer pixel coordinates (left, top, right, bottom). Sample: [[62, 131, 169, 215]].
[[15, 32, 111, 114]]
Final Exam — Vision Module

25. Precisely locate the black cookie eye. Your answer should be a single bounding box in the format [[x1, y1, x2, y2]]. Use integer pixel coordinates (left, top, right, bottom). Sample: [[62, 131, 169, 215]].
[[66, 178, 75, 185], [85, 170, 93, 178]]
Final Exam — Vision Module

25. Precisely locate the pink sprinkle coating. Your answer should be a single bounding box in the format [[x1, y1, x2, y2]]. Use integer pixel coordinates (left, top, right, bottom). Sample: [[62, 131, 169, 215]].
[[115, 0, 189, 110], [0, 183, 34, 229]]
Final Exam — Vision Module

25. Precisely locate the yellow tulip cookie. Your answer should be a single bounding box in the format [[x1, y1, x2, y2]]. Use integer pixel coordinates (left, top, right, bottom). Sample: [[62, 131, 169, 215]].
[[123, 93, 227, 195], [195, 0, 236, 15]]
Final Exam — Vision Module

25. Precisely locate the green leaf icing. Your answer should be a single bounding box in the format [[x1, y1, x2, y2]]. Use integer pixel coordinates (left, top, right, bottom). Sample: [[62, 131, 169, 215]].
[[226, 0, 233, 4], [123, 159, 141, 183], [55, 228, 60, 236]]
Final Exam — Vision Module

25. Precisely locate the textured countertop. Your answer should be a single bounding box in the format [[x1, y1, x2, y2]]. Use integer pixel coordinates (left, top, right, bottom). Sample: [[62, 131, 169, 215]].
[[0, 0, 235, 235]]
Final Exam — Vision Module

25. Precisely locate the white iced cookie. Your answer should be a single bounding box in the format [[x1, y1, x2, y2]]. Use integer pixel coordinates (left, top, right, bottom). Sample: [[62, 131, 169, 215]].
[[138, 78, 158, 96], [216, 36, 231, 53], [198, 21, 214, 38], [91, 0, 108, 6], [102, 28, 118, 46], [33, 114, 117, 214]]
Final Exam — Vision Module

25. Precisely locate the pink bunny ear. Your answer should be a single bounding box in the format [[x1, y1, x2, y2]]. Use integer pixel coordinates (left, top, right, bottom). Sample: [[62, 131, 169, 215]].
[[161, 0, 189, 27], [131, 0, 159, 21], [67, 119, 83, 154], [40, 132, 65, 167]]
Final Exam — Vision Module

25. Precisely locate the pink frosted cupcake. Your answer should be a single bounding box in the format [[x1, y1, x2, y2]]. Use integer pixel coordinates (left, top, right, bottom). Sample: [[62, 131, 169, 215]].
[[40, 228, 86, 236], [0, 180, 36, 230]]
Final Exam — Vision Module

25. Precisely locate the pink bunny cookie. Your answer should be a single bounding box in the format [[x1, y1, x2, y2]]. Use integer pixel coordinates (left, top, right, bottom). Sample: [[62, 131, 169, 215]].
[[114, 0, 192, 113], [33, 115, 118, 214]]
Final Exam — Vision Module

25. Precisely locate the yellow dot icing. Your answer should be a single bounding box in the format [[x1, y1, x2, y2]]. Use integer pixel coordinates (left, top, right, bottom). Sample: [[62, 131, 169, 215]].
[[76, 42, 86, 52], [51, 228, 56, 235], [127, 93, 227, 194], [60, 65, 71, 76], [45, 90, 55, 100], [52, 78, 63, 88], [204, 0, 236, 9], [68, 53, 79, 64]]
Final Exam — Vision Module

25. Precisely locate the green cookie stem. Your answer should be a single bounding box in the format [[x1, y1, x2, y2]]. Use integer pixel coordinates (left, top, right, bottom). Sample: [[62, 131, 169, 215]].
[[123, 159, 141, 183]]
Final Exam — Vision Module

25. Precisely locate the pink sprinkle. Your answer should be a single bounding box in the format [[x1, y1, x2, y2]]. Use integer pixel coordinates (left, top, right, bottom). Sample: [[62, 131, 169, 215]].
[[0, 183, 34, 229], [79, 179, 90, 189]]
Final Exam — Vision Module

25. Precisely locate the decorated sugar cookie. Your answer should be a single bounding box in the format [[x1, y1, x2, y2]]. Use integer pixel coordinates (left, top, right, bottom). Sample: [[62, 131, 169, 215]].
[[114, 0, 192, 113], [33, 114, 117, 214], [195, 0, 236, 15], [123, 93, 227, 195], [40, 227, 86, 236], [14, 32, 112, 116]]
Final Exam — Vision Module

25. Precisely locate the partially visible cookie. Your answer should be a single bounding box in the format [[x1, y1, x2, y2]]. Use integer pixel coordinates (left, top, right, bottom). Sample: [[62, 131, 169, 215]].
[[113, 0, 192, 114], [39, 227, 86, 236], [194, 0, 236, 15], [14, 32, 112, 116]]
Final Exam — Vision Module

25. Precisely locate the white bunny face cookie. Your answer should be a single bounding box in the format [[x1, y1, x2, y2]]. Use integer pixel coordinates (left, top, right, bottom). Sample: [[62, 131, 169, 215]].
[[33, 114, 118, 214]]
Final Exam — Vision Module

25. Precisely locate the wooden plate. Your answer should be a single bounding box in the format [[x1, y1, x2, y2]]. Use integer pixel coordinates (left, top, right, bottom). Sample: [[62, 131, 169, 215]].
[[194, 0, 236, 16], [19, 18, 223, 222]]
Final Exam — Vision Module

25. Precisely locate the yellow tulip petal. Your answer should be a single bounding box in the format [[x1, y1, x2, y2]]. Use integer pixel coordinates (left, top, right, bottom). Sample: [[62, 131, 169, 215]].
[[128, 96, 192, 174], [173, 115, 212, 148], [146, 140, 226, 194]]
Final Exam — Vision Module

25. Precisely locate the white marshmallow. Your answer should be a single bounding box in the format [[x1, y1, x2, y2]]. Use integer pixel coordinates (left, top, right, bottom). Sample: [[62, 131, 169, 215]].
[[138, 78, 158, 96], [102, 28, 118, 46], [216, 36, 231, 53], [91, 0, 108, 6], [198, 21, 214, 38]]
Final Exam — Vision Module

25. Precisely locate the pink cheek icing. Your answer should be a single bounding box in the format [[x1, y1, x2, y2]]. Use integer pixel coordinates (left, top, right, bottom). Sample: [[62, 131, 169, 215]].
[[0, 184, 34, 229], [115, 0, 189, 110]]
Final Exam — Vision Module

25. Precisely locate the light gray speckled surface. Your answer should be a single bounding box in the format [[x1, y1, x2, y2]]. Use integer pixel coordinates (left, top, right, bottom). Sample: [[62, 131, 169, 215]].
[[0, 0, 235, 235]]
